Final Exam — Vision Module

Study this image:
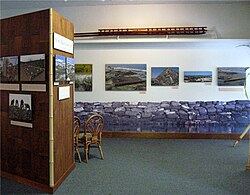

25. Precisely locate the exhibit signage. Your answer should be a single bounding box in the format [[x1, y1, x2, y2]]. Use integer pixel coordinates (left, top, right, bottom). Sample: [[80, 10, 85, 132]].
[[54, 32, 73, 54]]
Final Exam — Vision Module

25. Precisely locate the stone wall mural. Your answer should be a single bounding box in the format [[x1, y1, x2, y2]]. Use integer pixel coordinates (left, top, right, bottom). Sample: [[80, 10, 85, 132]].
[[74, 100, 250, 133]]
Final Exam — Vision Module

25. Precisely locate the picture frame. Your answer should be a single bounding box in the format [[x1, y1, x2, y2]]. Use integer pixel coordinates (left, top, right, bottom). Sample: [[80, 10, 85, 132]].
[[105, 64, 147, 91], [0, 56, 19, 82], [9, 93, 32, 122], [151, 67, 179, 86], [54, 54, 66, 82], [75, 64, 92, 91], [66, 57, 75, 81], [20, 54, 45, 81], [217, 67, 246, 86], [184, 71, 212, 83]]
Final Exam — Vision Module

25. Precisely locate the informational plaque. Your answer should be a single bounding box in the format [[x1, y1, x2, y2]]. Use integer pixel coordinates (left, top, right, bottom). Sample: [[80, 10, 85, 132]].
[[58, 86, 70, 100], [54, 32, 73, 54]]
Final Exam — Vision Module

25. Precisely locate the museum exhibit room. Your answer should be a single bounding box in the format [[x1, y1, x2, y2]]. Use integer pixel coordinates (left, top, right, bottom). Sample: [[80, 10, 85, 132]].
[[0, 0, 250, 194]]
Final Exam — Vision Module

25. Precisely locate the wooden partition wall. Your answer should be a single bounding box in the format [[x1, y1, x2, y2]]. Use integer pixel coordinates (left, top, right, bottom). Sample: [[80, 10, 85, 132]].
[[0, 9, 75, 193]]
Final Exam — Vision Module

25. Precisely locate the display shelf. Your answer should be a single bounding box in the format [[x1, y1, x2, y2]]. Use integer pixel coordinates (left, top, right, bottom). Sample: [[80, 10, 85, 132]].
[[74, 37, 250, 47]]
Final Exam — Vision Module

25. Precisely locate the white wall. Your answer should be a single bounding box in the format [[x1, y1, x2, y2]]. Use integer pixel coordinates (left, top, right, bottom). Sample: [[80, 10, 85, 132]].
[[2, 3, 250, 102], [2, 3, 250, 38], [75, 43, 249, 102]]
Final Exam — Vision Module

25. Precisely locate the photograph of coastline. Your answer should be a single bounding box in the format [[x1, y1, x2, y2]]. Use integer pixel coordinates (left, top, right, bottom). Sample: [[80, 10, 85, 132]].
[[151, 67, 179, 86], [105, 64, 146, 91], [75, 64, 92, 91], [55, 54, 66, 82], [0, 56, 19, 82], [20, 54, 45, 81], [184, 71, 212, 83], [66, 57, 75, 81], [9, 93, 32, 121], [217, 67, 246, 86]]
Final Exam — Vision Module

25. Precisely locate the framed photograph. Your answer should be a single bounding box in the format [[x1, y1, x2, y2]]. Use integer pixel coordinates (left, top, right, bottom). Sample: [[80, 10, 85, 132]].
[[66, 57, 75, 81], [105, 64, 147, 91], [55, 54, 66, 82], [217, 67, 246, 86], [151, 67, 179, 86], [0, 56, 19, 82], [9, 93, 32, 121], [75, 64, 92, 91], [184, 71, 212, 83], [20, 54, 45, 81]]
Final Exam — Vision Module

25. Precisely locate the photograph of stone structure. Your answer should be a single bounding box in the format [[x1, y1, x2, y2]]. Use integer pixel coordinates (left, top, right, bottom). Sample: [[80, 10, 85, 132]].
[[0, 56, 19, 82], [105, 64, 146, 91], [218, 67, 246, 86], [9, 93, 32, 121], [66, 57, 75, 81], [151, 67, 179, 86], [20, 54, 45, 81], [75, 64, 92, 91], [184, 71, 212, 83], [55, 54, 66, 82]]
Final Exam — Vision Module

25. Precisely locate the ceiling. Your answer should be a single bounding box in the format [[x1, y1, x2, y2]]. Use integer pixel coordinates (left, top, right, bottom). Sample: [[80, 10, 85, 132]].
[[1, 0, 250, 10]]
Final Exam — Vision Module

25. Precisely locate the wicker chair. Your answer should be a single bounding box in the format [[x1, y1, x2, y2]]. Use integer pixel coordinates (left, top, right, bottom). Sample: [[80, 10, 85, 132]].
[[81, 114, 104, 163], [74, 116, 82, 162]]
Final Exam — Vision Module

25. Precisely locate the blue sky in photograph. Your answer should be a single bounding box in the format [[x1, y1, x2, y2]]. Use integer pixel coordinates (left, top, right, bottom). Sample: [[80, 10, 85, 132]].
[[55, 55, 66, 67], [184, 71, 212, 76], [67, 57, 74, 66], [151, 67, 179, 78]]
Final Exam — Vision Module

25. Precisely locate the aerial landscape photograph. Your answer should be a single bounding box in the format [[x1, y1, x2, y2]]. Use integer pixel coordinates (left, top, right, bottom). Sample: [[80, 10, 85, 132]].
[[217, 67, 246, 86], [0, 56, 19, 82], [184, 71, 212, 83], [105, 64, 146, 91], [151, 67, 179, 86], [20, 54, 45, 81]]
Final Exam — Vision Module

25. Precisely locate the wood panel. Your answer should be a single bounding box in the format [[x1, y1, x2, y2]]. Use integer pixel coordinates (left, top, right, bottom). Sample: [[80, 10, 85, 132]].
[[53, 84, 74, 184], [1, 9, 50, 185], [51, 9, 75, 186]]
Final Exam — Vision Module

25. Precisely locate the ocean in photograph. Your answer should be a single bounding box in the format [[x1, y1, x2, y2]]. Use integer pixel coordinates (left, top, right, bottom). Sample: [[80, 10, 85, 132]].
[[66, 57, 75, 81], [20, 54, 45, 81], [55, 54, 66, 82], [0, 56, 19, 82], [105, 64, 147, 91], [184, 71, 212, 83], [75, 64, 92, 91], [218, 67, 246, 86], [151, 67, 179, 86]]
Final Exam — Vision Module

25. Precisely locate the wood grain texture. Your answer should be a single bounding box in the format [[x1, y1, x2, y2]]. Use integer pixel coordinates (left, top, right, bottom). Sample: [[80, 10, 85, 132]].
[[0, 9, 50, 185], [53, 84, 74, 183]]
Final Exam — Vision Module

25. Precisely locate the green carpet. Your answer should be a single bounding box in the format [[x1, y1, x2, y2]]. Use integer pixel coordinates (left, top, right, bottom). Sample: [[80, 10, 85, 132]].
[[1, 138, 250, 195]]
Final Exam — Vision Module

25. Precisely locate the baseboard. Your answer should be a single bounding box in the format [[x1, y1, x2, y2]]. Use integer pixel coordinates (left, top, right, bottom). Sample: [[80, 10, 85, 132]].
[[103, 131, 249, 140], [1, 171, 54, 194], [1, 163, 76, 194]]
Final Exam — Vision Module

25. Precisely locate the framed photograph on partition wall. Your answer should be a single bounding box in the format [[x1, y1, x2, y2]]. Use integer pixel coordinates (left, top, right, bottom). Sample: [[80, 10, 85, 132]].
[[105, 64, 147, 91], [217, 67, 246, 86], [0, 56, 19, 82], [55, 54, 66, 82], [184, 71, 212, 83], [151, 67, 179, 86], [66, 57, 75, 81], [20, 54, 45, 81], [9, 93, 32, 121], [75, 64, 92, 91]]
